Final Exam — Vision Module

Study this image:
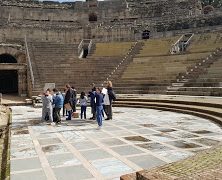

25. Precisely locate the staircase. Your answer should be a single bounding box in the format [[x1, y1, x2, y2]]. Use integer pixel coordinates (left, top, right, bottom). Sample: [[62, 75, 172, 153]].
[[171, 33, 194, 54], [29, 41, 79, 95], [78, 39, 93, 58], [28, 41, 136, 95], [167, 47, 222, 96]]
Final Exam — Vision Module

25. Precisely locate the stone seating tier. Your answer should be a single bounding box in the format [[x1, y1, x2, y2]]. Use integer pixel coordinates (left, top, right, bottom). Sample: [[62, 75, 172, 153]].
[[92, 42, 134, 57], [114, 52, 206, 94], [187, 33, 222, 53], [136, 37, 179, 57], [168, 56, 222, 96]]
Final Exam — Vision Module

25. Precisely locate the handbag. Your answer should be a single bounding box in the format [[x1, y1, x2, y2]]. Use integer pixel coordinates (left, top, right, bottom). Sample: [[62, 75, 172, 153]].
[[72, 112, 79, 118], [64, 103, 72, 111]]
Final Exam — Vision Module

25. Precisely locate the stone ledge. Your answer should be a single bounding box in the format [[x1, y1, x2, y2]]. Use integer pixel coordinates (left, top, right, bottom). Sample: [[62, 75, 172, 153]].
[[123, 144, 222, 180], [0, 105, 8, 127], [0, 105, 10, 180], [114, 96, 222, 126], [136, 171, 175, 180], [120, 173, 137, 180]]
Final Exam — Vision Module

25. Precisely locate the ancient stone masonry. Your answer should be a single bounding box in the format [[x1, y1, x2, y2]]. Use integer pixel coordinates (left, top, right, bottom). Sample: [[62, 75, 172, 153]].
[[125, 0, 202, 17], [0, 0, 75, 9], [0, 0, 221, 43], [0, 0, 130, 42]]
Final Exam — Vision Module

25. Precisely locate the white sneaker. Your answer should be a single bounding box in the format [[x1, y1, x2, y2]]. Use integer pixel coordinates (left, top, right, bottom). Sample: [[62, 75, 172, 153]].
[[51, 122, 56, 126], [96, 126, 102, 130]]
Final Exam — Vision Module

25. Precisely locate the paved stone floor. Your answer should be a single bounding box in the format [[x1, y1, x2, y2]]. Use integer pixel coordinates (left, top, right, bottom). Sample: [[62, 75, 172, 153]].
[[10, 106, 222, 180]]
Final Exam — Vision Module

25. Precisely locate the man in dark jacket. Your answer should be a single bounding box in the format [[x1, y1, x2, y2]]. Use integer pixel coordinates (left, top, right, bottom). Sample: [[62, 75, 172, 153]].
[[64, 84, 72, 120], [105, 81, 116, 120], [89, 83, 96, 120]]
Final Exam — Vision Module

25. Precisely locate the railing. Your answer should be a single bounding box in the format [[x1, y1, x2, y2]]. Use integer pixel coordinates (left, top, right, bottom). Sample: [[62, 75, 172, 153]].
[[184, 33, 194, 47], [170, 35, 184, 54], [24, 36, 35, 88], [78, 39, 84, 55], [88, 39, 93, 54], [170, 33, 194, 54], [78, 39, 93, 58]]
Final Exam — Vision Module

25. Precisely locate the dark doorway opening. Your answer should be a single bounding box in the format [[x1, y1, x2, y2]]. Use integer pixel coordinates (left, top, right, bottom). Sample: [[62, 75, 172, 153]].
[[0, 54, 17, 63], [89, 13, 97, 22], [0, 54, 18, 94], [0, 70, 18, 94], [142, 30, 150, 39], [82, 49, 89, 58]]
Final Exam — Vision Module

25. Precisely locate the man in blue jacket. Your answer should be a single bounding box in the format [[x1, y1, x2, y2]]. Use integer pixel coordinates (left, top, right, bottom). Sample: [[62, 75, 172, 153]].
[[53, 88, 64, 124]]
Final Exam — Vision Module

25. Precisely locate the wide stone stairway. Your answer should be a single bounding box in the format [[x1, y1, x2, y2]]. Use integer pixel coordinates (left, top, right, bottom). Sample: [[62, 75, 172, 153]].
[[29, 41, 134, 95]]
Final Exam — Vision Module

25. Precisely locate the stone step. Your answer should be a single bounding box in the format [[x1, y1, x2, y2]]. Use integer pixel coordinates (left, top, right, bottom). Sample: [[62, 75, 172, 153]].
[[171, 83, 185, 87]]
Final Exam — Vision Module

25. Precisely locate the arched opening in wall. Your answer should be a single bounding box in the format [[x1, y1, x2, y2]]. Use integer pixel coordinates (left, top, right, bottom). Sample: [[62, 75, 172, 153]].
[[0, 54, 18, 94], [142, 30, 150, 40], [89, 13, 97, 22], [202, 5, 214, 14], [0, 53, 17, 63]]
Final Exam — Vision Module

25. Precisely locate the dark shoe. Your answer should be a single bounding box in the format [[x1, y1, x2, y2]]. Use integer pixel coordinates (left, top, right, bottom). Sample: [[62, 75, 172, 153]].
[[66, 118, 71, 121], [89, 117, 94, 120], [105, 118, 110, 120]]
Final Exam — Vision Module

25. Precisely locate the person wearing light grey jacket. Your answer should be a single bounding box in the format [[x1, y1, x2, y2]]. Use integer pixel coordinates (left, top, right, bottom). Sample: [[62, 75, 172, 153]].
[[41, 90, 53, 124]]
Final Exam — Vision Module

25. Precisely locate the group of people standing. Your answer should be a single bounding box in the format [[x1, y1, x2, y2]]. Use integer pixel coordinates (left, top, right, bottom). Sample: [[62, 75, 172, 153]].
[[41, 88, 64, 125], [41, 81, 116, 129], [89, 81, 116, 128]]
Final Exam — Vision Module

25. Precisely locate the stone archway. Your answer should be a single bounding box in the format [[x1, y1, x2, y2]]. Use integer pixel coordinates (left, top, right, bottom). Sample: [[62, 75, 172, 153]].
[[0, 53, 17, 63], [0, 46, 27, 96]]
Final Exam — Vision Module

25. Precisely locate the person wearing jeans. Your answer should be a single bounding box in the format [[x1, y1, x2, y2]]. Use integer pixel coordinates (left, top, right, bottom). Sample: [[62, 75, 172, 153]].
[[41, 90, 54, 125], [105, 81, 116, 120], [52, 88, 64, 123], [64, 84, 72, 120], [79, 92, 87, 119], [95, 88, 104, 129]]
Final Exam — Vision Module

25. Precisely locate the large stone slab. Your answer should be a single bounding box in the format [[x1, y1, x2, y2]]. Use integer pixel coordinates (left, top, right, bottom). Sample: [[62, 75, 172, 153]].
[[53, 165, 93, 180], [11, 170, 47, 180], [11, 157, 41, 172]]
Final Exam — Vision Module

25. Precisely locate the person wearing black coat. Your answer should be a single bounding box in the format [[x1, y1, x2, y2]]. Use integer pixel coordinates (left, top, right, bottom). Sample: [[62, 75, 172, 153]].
[[105, 81, 116, 120], [64, 84, 72, 120]]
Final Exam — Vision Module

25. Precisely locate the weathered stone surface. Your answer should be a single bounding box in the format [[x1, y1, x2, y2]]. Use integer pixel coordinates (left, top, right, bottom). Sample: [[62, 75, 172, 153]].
[[10, 106, 222, 179]]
